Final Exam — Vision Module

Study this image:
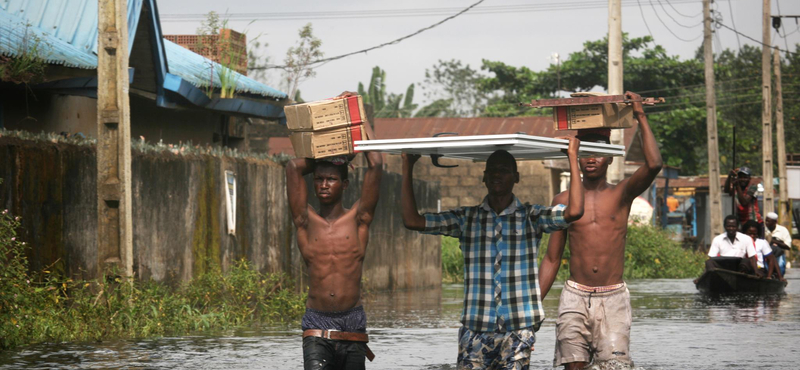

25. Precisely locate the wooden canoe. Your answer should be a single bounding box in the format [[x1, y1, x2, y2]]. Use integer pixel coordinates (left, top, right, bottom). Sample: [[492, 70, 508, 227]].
[[695, 269, 787, 295]]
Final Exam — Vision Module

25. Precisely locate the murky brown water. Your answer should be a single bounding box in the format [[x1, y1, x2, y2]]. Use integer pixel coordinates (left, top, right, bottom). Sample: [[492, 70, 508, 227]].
[[2, 269, 799, 369]]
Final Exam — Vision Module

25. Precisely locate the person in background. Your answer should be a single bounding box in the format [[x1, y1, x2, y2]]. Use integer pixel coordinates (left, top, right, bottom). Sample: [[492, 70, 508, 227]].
[[705, 215, 758, 275], [764, 212, 792, 275], [724, 167, 763, 235], [742, 220, 783, 281]]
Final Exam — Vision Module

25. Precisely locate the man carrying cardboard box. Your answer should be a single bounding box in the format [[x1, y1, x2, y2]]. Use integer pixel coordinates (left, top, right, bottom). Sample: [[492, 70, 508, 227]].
[[286, 92, 382, 370], [539, 91, 663, 370]]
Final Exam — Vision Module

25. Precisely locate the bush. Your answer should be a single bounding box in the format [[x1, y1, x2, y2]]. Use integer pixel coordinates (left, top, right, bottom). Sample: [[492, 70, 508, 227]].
[[442, 236, 464, 283], [0, 206, 306, 350], [441, 225, 707, 284]]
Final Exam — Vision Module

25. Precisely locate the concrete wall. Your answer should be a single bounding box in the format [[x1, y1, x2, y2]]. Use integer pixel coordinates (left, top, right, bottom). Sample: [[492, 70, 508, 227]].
[[0, 92, 224, 146], [383, 154, 553, 210], [0, 137, 441, 290]]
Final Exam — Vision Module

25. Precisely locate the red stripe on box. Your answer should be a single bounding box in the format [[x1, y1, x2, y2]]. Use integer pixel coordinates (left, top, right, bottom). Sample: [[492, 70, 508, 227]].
[[557, 106, 569, 130], [346, 97, 363, 125], [351, 125, 363, 153]]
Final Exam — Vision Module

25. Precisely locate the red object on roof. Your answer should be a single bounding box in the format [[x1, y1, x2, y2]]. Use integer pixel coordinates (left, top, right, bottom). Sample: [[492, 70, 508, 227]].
[[268, 137, 293, 156], [373, 117, 638, 149]]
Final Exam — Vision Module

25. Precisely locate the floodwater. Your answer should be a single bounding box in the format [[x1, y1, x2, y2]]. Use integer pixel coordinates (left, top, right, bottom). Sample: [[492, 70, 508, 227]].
[[2, 269, 799, 370]]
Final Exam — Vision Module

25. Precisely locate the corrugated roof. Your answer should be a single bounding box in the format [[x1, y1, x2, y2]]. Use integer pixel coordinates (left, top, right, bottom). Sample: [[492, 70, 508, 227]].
[[0, 0, 141, 57], [375, 117, 639, 148], [0, 0, 286, 99], [0, 9, 96, 68], [375, 117, 567, 139], [164, 39, 286, 99]]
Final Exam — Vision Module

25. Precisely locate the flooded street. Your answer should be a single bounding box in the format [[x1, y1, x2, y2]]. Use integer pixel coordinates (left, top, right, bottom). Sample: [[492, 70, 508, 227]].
[[2, 269, 799, 369]]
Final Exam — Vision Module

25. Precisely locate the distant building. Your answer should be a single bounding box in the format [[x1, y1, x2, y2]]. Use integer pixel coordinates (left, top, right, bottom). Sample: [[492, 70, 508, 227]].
[[165, 29, 248, 75]]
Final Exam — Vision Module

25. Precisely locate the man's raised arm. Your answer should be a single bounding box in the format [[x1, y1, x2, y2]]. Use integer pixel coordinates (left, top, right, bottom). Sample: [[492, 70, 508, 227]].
[[356, 151, 383, 226], [286, 158, 314, 228], [562, 136, 584, 223], [622, 91, 664, 202], [540, 193, 569, 300], [401, 153, 425, 231]]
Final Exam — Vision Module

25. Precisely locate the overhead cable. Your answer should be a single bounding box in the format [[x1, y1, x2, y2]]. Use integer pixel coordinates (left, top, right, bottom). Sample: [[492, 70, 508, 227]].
[[161, 0, 723, 22], [649, 0, 703, 42], [716, 22, 796, 55], [249, 0, 485, 71]]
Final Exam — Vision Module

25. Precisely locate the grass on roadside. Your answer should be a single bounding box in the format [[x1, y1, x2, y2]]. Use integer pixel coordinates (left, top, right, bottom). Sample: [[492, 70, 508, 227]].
[[0, 207, 306, 351]]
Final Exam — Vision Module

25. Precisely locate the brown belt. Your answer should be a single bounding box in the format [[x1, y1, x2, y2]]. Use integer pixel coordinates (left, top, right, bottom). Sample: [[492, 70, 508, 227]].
[[303, 329, 375, 362]]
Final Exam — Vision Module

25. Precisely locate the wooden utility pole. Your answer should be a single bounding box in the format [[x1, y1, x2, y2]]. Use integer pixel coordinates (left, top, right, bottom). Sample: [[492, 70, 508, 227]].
[[608, 0, 625, 184], [97, 0, 133, 278], [704, 0, 723, 235], [773, 47, 790, 227], [762, 0, 775, 216]]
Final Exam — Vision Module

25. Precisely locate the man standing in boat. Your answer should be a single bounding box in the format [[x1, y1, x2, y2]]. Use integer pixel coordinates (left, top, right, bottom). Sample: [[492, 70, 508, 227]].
[[539, 92, 662, 369], [285, 93, 383, 369]]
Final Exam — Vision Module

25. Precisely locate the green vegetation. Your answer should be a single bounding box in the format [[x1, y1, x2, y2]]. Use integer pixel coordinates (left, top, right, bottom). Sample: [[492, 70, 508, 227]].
[[357, 66, 418, 118], [0, 206, 305, 350], [441, 236, 463, 283], [441, 224, 706, 283], [0, 23, 48, 85]]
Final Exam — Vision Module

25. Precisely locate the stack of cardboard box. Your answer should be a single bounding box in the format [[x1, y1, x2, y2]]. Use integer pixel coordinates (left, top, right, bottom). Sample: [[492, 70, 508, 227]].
[[284, 95, 370, 159]]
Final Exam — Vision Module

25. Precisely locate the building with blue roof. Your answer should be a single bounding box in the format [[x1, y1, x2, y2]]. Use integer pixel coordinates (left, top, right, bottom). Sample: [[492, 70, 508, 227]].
[[0, 0, 289, 149]]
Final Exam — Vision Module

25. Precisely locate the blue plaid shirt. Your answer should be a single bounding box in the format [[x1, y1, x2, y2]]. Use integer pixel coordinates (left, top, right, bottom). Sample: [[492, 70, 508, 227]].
[[423, 196, 568, 332]]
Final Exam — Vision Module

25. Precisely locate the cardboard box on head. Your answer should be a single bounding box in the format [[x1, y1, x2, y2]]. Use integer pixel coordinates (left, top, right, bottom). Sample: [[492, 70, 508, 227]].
[[289, 124, 369, 159], [553, 92, 634, 130], [284, 95, 367, 131]]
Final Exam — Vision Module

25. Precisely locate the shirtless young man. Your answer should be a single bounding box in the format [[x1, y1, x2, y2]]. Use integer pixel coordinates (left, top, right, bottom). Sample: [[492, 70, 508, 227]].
[[286, 98, 382, 369], [539, 92, 663, 369]]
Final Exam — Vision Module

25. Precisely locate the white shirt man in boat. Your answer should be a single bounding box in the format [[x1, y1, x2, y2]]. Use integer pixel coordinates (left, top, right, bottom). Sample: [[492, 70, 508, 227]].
[[764, 212, 792, 275], [743, 220, 784, 281], [705, 215, 758, 275]]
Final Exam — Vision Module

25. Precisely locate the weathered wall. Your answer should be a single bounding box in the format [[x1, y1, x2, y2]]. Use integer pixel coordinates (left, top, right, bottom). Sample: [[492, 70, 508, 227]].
[[0, 138, 440, 290], [383, 154, 553, 209]]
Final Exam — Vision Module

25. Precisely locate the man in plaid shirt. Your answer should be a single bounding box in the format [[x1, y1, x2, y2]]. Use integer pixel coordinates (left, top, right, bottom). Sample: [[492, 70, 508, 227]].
[[401, 138, 585, 369]]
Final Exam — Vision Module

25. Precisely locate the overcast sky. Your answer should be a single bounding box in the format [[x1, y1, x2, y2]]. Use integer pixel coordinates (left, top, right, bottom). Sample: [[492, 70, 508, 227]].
[[157, 0, 800, 104]]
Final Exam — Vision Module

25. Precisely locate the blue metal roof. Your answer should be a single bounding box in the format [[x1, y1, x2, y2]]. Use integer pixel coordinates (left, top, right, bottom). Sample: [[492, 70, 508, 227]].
[[0, 0, 141, 56], [0, 0, 286, 99], [0, 9, 96, 68], [164, 39, 286, 99]]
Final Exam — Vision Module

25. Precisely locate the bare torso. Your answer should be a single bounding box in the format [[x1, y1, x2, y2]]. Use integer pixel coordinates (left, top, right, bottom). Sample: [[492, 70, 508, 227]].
[[296, 203, 369, 312], [565, 182, 632, 286]]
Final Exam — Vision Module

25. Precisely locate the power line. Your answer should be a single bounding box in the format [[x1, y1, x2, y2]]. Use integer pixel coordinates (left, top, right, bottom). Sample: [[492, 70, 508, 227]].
[[638, 0, 657, 42], [249, 0, 485, 71], [649, 0, 703, 42], [776, 0, 791, 55], [160, 0, 718, 22], [663, 0, 702, 18], [726, 0, 742, 50], [655, 0, 703, 28], [716, 22, 796, 55]]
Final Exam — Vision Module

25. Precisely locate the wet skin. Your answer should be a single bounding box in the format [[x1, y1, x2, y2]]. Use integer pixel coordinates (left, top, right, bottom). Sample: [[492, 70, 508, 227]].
[[286, 126, 382, 312], [540, 92, 663, 369]]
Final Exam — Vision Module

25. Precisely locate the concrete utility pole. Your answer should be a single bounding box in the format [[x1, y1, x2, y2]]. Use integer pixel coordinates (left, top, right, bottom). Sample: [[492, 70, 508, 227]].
[[704, 0, 723, 235], [608, 0, 625, 184], [97, 0, 133, 279], [761, 0, 774, 215], [773, 47, 790, 227]]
